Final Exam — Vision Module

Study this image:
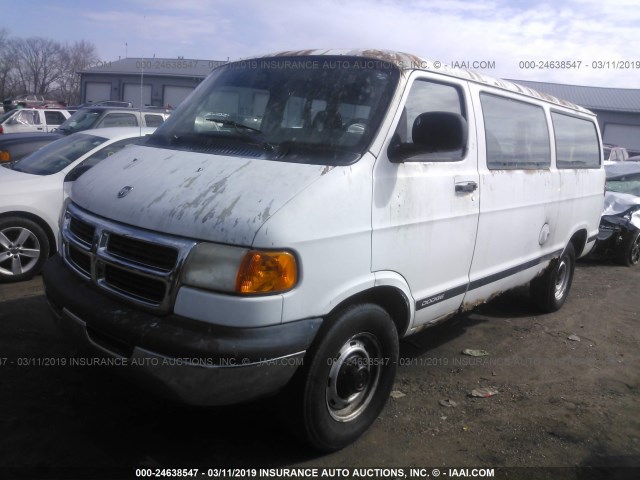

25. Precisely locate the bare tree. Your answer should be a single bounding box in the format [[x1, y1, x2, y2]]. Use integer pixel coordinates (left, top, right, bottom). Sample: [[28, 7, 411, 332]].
[[0, 29, 12, 100], [1, 34, 97, 104], [7, 37, 66, 96], [55, 40, 99, 104]]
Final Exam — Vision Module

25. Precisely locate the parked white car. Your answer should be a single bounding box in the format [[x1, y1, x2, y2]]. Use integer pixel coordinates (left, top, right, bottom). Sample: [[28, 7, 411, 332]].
[[0, 127, 155, 282], [0, 108, 71, 134]]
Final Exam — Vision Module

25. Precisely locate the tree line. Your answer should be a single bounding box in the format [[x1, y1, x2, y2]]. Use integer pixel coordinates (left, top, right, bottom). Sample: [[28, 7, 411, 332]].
[[0, 29, 99, 105]]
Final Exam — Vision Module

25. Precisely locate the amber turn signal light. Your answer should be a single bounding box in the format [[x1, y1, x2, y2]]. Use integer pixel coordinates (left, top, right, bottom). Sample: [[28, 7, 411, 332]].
[[235, 250, 298, 294]]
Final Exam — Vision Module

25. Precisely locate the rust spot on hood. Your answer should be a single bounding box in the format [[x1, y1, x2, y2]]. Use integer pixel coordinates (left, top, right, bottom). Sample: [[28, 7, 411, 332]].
[[273, 49, 322, 57], [241, 49, 591, 114]]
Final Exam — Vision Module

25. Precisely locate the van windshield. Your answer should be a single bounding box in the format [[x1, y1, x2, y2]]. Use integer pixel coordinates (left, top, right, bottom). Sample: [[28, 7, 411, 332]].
[[148, 56, 400, 165]]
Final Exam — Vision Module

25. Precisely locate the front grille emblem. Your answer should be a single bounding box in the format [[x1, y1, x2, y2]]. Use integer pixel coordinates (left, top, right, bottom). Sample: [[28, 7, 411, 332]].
[[117, 186, 134, 198]]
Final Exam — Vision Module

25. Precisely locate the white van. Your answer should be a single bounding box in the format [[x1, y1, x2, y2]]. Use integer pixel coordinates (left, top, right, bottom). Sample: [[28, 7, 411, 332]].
[[43, 50, 604, 451]]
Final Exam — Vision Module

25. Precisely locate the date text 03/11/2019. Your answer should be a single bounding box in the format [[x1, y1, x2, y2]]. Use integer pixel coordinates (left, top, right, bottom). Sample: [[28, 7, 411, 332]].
[[519, 60, 640, 69]]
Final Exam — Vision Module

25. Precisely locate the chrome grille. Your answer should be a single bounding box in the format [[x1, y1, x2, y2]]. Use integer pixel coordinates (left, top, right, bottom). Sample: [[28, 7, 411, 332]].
[[107, 233, 178, 271], [68, 244, 91, 277], [69, 216, 95, 246], [61, 202, 197, 312], [103, 264, 167, 304]]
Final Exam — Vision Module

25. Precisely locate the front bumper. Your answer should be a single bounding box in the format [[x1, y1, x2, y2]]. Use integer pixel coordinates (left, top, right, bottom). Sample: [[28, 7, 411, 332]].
[[43, 255, 322, 405], [594, 215, 639, 258]]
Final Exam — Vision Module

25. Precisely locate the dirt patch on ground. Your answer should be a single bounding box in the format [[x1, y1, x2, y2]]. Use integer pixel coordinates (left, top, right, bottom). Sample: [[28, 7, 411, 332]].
[[0, 260, 638, 479]]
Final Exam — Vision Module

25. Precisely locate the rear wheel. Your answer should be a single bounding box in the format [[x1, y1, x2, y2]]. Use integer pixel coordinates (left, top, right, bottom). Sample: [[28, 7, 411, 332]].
[[530, 242, 575, 313], [292, 303, 398, 451], [619, 230, 640, 267], [0, 217, 50, 283]]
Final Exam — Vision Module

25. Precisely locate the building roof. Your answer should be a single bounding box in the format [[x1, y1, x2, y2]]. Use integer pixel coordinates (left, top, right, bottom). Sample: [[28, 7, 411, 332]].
[[78, 57, 226, 78], [508, 79, 640, 114]]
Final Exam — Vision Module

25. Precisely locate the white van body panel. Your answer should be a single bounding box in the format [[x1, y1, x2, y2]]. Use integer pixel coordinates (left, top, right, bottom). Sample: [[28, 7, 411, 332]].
[[72, 146, 333, 246], [253, 154, 376, 324], [46, 50, 605, 418], [462, 86, 561, 307], [173, 286, 284, 327], [372, 71, 479, 329]]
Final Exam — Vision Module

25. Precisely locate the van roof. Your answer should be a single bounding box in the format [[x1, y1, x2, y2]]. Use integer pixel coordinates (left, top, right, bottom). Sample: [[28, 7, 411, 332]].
[[250, 49, 593, 115]]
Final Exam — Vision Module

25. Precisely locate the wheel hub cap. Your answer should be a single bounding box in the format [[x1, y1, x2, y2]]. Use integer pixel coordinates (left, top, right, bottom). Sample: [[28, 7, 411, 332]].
[[0, 227, 41, 277], [337, 358, 370, 397], [325, 333, 382, 423]]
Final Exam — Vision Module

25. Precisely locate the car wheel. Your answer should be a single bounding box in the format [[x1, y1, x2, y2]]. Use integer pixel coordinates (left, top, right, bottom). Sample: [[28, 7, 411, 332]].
[[620, 230, 640, 267], [291, 304, 399, 452], [0, 217, 50, 282], [530, 242, 576, 313]]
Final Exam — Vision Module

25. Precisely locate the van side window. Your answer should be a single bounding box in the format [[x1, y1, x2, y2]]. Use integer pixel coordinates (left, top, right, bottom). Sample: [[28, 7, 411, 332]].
[[391, 79, 465, 161], [481, 94, 550, 170], [551, 112, 600, 169]]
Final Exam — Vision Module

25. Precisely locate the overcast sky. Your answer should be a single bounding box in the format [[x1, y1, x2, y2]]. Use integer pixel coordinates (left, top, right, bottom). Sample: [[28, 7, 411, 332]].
[[3, 0, 639, 88]]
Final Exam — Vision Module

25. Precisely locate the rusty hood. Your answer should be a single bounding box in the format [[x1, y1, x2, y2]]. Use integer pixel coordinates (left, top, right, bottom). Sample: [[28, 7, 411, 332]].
[[71, 145, 331, 245]]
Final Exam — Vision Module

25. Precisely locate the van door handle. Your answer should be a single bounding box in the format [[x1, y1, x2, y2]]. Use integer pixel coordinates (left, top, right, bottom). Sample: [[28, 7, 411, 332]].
[[455, 181, 478, 193]]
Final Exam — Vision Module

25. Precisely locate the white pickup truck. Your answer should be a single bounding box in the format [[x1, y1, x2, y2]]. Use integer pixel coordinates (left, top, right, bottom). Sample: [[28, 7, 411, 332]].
[[0, 108, 71, 134]]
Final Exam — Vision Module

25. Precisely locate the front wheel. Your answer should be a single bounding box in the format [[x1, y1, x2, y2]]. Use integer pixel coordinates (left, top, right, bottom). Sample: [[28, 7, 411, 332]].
[[530, 242, 576, 313], [0, 217, 50, 283], [620, 230, 640, 267], [293, 304, 399, 451]]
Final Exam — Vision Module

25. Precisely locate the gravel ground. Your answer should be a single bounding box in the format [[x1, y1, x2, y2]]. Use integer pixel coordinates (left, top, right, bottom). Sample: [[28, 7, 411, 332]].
[[0, 259, 638, 480]]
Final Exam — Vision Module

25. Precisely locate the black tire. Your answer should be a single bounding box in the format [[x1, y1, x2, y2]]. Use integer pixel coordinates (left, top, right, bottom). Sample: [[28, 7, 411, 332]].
[[619, 230, 640, 267], [0, 217, 50, 283], [291, 304, 399, 452], [530, 242, 576, 313]]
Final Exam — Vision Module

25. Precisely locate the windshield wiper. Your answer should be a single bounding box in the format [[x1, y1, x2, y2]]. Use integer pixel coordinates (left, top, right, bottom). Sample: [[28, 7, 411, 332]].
[[214, 119, 263, 135], [205, 119, 279, 152]]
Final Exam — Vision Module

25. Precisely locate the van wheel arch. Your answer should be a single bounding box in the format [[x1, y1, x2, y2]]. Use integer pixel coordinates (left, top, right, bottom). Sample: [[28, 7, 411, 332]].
[[325, 286, 411, 338], [569, 229, 588, 257]]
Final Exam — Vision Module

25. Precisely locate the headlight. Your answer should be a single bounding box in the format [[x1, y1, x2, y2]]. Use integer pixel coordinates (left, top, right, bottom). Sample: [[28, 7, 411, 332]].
[[182, 242, 298, 294]]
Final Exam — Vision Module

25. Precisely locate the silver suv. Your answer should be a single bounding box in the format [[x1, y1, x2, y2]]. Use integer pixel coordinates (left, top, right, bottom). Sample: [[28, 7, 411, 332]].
[[56, 106, 170, 135]]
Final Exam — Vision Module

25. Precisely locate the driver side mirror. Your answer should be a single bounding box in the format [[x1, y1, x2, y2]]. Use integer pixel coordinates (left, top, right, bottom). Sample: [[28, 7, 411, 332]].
[[388, 111, 468, 163]]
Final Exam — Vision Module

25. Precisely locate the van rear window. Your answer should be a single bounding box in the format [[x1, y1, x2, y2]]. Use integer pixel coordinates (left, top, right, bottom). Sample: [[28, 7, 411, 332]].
[[481, 94, 550, 170], [551, 112, 600, 169]]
